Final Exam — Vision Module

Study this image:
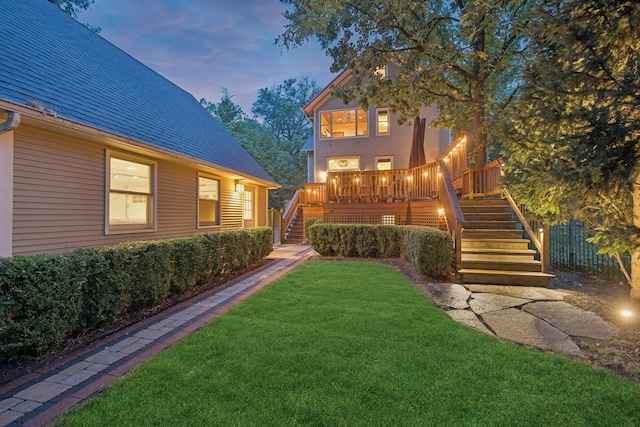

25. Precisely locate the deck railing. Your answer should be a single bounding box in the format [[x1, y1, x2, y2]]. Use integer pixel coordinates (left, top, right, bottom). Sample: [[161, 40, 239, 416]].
[[438, 160, 465, 268], [281, 188, 302, 242], [325, 162, 441, 203]]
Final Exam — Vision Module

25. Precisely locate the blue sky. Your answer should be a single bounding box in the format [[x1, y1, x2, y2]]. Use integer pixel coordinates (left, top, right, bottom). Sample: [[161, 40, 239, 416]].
[[79, 0, 334, 113]]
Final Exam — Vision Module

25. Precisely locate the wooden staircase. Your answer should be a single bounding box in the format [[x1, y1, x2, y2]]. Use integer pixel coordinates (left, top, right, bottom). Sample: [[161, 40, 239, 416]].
[[457, 198, 554, 287], [282, 207, 304, 244]]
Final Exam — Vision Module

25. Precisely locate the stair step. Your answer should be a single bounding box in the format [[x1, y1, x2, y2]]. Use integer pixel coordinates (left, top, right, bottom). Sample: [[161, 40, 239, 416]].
[[462, 220, 518, 229], [461, 205, 512, 214], [462, 229, 523, 239], [458, 269, 554, 287], [459, 259, 542, 272], [461, 250, 537, 262], [459, 198, 508, 206], [463, 213, 514, 221], [461, 239, 530, 250]]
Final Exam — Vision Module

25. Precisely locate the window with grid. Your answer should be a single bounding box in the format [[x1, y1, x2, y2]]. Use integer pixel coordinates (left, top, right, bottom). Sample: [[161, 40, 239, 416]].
[[108, 155, 155, 232], [198, 176, 220, 227], [320, 109, 368, 139]]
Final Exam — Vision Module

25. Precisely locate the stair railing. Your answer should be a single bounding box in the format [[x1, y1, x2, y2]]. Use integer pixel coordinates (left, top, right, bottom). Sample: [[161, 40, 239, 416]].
[[281, 189, 302, 243], [503, 190, 550, 273], [439, 160, 465, 269]]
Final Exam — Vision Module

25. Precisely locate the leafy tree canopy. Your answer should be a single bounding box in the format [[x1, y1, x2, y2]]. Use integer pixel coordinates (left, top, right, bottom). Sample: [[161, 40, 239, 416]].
[[202, 79, 319, 209], [278, 0, 534, 165], [497, 0, 640, 297], [251, 76, 320, 156], [48, 0, 101, 32]]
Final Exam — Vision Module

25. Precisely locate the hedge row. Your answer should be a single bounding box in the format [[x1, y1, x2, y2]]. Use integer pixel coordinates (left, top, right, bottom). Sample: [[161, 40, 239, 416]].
[[0, 228, 272, 362], [308, 224, 452, 277]]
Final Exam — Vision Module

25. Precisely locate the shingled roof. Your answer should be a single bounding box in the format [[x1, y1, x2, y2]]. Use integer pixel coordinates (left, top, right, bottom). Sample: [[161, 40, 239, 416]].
[[0, 0, 275, 185]]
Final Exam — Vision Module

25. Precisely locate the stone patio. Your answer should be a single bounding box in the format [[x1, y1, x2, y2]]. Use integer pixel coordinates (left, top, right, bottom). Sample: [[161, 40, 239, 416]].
[[424, 283, 618, 356]]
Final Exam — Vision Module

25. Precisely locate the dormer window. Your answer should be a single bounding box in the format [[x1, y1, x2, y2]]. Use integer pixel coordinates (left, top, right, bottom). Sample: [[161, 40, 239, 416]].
[[320, 109, 368, 139]]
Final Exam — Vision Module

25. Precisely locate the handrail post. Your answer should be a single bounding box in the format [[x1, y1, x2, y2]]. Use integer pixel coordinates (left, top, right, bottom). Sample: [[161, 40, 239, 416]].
[[541, 224, 550, 273]]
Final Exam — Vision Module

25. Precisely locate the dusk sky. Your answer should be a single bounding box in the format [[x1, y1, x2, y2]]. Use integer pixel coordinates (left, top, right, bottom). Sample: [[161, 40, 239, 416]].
[[78, 0, 334, 113]]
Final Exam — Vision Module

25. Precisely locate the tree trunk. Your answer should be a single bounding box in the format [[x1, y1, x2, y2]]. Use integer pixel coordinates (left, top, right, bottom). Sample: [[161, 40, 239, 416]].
[[631, 173, 640, 300], [472, 94, 487, 167], [471, 27, 487, 167]]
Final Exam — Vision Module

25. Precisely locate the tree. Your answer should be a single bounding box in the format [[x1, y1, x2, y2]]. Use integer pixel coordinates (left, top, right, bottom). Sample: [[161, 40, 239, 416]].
[[278, 0, 533, 166], [201, 85, 316, 210], [48, 0, 101, 32], [498, 0, 640, 299], [200, 88, 246, 126], [251, 77, 320, 156]]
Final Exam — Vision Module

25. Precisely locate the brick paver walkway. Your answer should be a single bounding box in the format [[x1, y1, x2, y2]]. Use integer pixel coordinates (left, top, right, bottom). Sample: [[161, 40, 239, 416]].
[[0, 244, 313, 427]]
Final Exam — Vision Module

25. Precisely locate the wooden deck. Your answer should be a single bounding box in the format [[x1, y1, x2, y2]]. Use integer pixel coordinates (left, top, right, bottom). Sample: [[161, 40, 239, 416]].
[[282, 135, 552, 286]]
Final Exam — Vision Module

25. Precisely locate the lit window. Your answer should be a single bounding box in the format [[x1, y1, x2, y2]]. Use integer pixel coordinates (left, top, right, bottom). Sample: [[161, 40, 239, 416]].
[[108, 155, 154, 232], [198, 176, 220, 227], [377, 109, 390, 135], [375, 66, 387, 77], [327, 157, 360, 171], [376, 157, 393, 170], [320, 109, 368, 139], [243, 190, 253, 220]]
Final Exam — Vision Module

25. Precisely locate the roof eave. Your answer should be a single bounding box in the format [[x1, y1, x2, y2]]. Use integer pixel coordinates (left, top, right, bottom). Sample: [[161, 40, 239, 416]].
[[0, 100, 280, 188]]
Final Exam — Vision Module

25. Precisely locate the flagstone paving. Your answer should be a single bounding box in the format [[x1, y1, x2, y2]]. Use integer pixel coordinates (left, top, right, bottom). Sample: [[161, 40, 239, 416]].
[[0, 244, 313, 427], [426, 283, 619, 355]]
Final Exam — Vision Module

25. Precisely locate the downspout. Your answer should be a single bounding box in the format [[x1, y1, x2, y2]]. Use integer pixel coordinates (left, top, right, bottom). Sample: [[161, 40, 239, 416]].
[[0, 110, 20, 133]]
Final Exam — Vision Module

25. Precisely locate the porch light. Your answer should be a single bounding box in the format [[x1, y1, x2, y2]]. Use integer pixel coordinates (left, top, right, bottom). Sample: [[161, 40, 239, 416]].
[[382, 177, 387, 183], [437, 172, 442, 178], [320, 171, 327, 181], [438, 208, 445, 216], [621, 309, 633, 318], [235, 180, 244, 193], [423, 172, 428, 177], [407, 175, 413, 181]]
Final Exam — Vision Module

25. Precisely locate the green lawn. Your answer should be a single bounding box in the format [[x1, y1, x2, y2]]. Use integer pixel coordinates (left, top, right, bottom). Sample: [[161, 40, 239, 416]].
[[58, 260, 640, 426]]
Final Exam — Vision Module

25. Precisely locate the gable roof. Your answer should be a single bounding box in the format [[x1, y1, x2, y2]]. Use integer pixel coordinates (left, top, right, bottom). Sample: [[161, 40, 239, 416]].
[[301, 135, 313, 152], [301, 69, 353, 119], [0, 0, 275, 185]]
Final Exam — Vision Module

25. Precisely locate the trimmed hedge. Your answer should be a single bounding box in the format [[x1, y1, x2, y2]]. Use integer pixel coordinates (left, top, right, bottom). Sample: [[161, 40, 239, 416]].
[[308, 224, 452, 277], [0, 228, 272, 362]]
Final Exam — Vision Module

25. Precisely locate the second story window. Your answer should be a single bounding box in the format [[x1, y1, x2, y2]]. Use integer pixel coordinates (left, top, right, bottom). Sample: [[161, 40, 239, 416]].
[[320, 109, 368, 139], [376, 109, 390, 135]]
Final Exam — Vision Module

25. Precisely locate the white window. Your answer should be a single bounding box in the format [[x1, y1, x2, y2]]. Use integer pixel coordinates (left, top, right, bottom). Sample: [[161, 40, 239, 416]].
[[320, 109, 368, 139], [243, 190, 253, 220], [107, 154, 155, 233], [198, 175, 220, 227], [376, 109, 390, 135], [375, 66, 387, 77], [376, 157, 393, 170], [327, 157, 361, 172]]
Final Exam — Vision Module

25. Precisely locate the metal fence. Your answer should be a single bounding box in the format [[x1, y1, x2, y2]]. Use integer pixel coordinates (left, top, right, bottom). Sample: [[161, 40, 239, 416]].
[[549, 220, 631, 283]]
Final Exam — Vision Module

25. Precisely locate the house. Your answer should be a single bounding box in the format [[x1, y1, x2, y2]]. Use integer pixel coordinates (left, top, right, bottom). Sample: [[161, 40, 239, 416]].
[[301, 64, 451, 184], [0, 0, 278, 257]]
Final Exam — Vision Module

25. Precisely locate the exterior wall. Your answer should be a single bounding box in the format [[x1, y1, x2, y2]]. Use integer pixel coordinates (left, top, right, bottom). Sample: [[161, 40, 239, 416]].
[[312, 102, 449, 182], [0, 130, 13, 257], [11, 125, 270, 256], [307, 64, 451, 183]]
